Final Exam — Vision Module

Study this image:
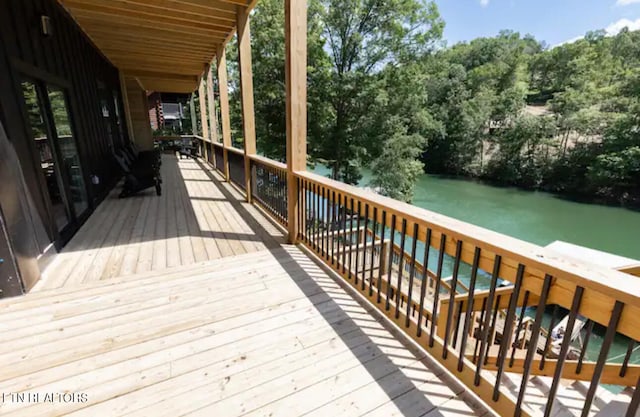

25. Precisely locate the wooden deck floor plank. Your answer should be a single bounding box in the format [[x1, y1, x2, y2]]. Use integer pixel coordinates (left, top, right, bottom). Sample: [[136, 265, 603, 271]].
[[0, 289, 341, 395], [151, 166, 169, 271], [173, 161, 196, 266], [118, 194, 152, 277], [39, 192, 123, 289], [0, 264, 321, 351], [0, 270, 335, 382], [187, 175, 226, 259], [165, 162, 181, 269], [100, 193, 146, 280], [0, 300, 359, 416], [180, 167, 210, 263], [67, 196, 136, 286], [0, 249, 286, 312], [134, 176, 162, 274]]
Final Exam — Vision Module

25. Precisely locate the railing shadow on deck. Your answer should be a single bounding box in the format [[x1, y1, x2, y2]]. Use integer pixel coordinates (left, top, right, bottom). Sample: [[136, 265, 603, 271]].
[[194, 158, 487, 416]]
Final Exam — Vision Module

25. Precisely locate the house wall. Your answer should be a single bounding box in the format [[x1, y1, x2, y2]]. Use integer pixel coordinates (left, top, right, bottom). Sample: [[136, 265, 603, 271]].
[[0, 0, 127, 295]]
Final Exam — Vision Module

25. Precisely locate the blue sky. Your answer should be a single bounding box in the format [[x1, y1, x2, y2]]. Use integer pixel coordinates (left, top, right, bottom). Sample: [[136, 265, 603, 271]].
[[435, 0, 640, 46]]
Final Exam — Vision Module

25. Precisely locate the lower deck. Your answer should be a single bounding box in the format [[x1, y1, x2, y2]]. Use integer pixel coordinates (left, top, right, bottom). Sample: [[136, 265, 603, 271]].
[[0, 155, 490, 417]]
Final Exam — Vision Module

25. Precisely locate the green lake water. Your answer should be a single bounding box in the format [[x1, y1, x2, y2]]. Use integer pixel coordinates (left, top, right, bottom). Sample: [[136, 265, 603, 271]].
[[311, 165, 640, 260]]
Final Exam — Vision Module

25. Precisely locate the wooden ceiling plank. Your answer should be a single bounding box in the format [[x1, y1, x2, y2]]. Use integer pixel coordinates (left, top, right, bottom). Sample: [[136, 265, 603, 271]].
[[71, 10, 230, 36], [161, 0, 242, 14], [61, 0, 236, 27], [119, 0, 236, 22], [61, 0, 234, 32], [89, 28, 225, 46]]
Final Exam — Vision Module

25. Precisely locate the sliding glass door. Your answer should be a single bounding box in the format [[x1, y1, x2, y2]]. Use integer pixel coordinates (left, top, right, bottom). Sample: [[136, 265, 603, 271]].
[[20, 78, 88, 242]]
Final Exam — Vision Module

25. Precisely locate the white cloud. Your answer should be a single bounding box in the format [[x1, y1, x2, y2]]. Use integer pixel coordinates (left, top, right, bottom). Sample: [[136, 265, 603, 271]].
[[554, 17, 640, 47], [604, 17, 640, 34], [480, 0, 490, 7], [616, 0, 640, 6]]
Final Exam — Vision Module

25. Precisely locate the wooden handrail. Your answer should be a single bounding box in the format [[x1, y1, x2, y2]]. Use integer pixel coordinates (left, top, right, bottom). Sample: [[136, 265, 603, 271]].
[[294, 170, 640, 341], [225, 145, 245, 156], [249, 154, 287, 171]]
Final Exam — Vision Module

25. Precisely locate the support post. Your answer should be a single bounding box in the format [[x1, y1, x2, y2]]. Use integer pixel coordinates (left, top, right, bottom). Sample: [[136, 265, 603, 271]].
[[237, 6, 257, 201], [217, 46, 232, 182], [198, 74, 209, 161], [285, 0, 307, 243], [206, 64, 219, 145], [189, 94, 197, 137]]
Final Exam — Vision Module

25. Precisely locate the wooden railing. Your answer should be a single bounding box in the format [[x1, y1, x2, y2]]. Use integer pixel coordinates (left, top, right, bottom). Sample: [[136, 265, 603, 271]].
[[226, 146, 246, 190], [249, 155, 288, 226], [193, 140, 640, 417], [293, 170, 640, 417]]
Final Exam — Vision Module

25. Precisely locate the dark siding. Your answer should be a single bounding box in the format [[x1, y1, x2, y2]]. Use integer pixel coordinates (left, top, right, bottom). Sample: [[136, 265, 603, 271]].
[[0, 0, 126, 294]]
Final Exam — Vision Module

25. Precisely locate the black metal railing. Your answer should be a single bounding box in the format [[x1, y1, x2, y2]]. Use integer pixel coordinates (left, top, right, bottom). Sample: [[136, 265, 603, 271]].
[[250, 156, 288, 226], [213, 143, 225, 175], [294, 171, 640, 417], [227, 148, 245, 190]]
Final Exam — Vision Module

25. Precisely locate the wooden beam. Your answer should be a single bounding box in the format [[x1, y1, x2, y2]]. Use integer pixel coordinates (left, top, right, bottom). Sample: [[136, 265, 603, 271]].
[[236, 5, 256, 201], [285, 0, 307, 243], [114, 0, 236, 22], [89, 27, 226, 46], [206, 64, 219, 144], [119, 70, 135, 143], [217, 45, 232, 181], [161, 0, 240, 14]]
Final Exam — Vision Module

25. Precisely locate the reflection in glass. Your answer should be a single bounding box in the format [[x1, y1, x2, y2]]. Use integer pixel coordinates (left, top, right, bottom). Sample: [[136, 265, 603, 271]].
[[47, 86, 88, 217], [21, 80, 70, 232]]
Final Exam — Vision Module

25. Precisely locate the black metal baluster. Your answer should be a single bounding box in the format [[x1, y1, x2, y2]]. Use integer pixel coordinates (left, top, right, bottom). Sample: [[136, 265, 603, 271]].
[[405, 223, 419, 326], [348, 198, 355, 280], [576, 320, 594, 374], [493, 264, 525, 402], [377, 211, 387, 304], [626, 376, 640, 417], [429, 234, 447, 348], [541, 304, 559, 371], [368, 207, 378, 297], [385, 215, 397, 311], [515, 274, 553, 417], [510, 290, 531, 367], [330, 191, 336, 264], [395, 219, 408, 319], [443, 240, 463, 360], [311, 183, 317, 250], [458, 247, 481, 372], [417, 228, 432, 337], [341, 195, 347, 274], [621, 339, 636, 378], [320, 187, 326, 257], [354, 201, 362, 286], [297, 177, 302, 240], [544, 287, 585, 417], [452, 301, 464, 350], [485, 294, 502, 366], [474, 298, 488, 363], [581, 301, 625, 417], [361, 205, 370, 291]]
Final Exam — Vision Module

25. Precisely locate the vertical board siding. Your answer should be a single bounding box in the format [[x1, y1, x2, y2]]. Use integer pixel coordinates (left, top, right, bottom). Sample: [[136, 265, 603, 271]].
[[0, 0, 125, 291]]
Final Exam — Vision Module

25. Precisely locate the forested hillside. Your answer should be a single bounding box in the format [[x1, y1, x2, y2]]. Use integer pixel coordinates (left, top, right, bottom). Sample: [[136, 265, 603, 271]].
[[220, 0, 640, 207]]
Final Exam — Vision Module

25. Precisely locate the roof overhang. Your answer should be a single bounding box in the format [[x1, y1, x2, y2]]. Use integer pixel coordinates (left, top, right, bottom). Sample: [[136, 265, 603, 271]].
[[58, 0, 257, 93]]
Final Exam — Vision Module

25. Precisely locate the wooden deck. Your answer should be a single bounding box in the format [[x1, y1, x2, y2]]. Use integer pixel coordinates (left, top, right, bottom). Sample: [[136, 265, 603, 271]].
[[0, 155, 491, 417], [37, 155, 285, 291]]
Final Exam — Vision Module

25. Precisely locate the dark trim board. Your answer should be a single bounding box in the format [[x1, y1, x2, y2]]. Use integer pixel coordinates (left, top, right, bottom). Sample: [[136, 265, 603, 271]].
[[0, 0, 129, 296]]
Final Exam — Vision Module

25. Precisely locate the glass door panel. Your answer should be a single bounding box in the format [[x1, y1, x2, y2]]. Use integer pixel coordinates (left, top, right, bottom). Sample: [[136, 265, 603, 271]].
[[21, 81, 71, 232], [46, 86, 88, 217]]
